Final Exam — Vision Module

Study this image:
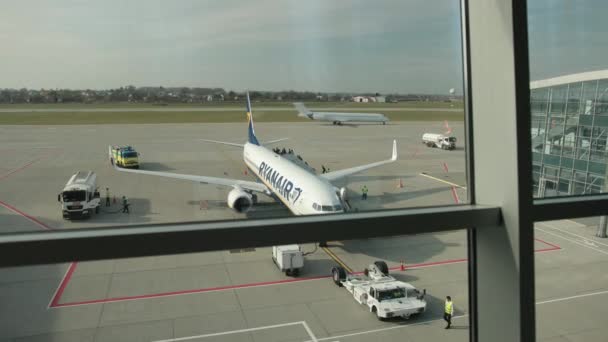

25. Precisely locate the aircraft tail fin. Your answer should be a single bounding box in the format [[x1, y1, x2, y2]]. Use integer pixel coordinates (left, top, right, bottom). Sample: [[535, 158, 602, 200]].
[[246, 92, 260, 145], [293, 102, 312, 118]]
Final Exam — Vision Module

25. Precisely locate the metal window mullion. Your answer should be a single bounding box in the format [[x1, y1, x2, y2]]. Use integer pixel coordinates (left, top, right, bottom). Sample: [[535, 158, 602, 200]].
[[0, 205, 500, 267], [534, 194, 608, 221]]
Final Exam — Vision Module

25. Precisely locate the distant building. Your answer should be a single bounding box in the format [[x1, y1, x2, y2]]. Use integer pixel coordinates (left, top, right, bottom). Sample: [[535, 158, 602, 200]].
[[206, 95, 213, 101], [352, 96, 376, 103], [375, 96, 386, 103]]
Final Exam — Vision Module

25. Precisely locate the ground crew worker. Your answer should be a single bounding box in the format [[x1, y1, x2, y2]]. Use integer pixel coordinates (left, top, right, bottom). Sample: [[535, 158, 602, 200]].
[[361, 185, 368, 200], [122, 196, 130, 214], [105, 187, 111, 207], [444, 296, 454, 329], [321, 165, 326, 174]]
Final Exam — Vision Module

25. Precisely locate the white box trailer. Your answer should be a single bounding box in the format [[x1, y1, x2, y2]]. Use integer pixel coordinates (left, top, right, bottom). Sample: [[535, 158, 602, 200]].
[[58, 171, 101, 219], [422, 133, 457, 150], [331, 261, 427, 320], [272, 245, 304, 276]]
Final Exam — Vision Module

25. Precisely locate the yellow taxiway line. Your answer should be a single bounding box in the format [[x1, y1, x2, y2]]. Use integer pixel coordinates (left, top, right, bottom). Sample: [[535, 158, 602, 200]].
[[321, 246, 353, 274], [418, 173, 467, 189]]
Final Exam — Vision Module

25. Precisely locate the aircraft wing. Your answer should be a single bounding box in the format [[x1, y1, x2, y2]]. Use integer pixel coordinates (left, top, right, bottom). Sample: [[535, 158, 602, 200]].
[[321, 140, 397, 182], [113, 164, 269, 193]]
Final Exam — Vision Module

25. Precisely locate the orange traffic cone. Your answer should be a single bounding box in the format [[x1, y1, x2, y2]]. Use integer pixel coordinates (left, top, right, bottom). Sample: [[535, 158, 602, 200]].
[[244, 169, 248, 175], [400, 260, 405, 271]]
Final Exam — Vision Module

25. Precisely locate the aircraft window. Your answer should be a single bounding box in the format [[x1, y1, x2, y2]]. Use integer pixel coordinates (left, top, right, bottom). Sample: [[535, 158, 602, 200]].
[[321, 205, 333, 211]]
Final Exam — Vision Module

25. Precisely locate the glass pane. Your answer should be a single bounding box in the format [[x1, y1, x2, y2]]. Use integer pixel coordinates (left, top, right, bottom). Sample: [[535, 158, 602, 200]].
[[0, 1, 467, 234], [528, 1, 608, 198], [0, 231, 470, 341], [535, 217, 608, 342]]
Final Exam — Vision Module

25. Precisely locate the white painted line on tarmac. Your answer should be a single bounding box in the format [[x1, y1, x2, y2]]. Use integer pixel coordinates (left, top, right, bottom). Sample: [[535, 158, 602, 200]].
[[153, 321, 311, 342], [536, 289, 608, 305], [535, 227, 608, 256], [539, 222, 608, 248], [564, 219, 586, 228], [306, 288, 608, 342], [302, 321, 319, 342]]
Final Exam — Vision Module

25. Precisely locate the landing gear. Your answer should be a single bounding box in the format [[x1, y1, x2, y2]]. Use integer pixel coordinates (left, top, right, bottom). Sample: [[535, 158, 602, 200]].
[[251, 193, 258, 204]]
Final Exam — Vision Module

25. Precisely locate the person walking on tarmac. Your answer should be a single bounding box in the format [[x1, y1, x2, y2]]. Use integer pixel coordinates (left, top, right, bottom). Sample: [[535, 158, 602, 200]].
[[105, 187, 111, 207], [444, 296, 454, 329], [122, 196, 130, 214], [361, 185, 369, 200]]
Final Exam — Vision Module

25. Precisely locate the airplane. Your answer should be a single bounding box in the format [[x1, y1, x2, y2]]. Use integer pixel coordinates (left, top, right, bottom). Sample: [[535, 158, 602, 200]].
[[294, 102, 389, 126], [112, 93, 397, 216]]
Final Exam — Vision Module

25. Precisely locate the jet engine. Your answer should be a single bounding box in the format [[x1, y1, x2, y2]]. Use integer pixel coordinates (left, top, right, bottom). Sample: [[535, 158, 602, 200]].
[[227, 187, 253, 213]]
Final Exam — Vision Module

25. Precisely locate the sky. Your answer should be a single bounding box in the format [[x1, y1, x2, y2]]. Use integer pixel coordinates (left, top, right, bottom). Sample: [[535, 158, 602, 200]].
[[0, 1, 606, 94]]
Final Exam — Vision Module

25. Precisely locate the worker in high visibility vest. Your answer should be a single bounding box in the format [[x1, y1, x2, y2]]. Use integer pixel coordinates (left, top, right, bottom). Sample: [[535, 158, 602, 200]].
[[361, 185, 369, 200], [444, 296, 454, 329]]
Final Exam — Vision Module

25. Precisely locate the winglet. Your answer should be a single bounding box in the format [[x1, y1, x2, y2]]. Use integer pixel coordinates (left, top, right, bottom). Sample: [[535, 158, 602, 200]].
[[391, 140, 398, 161]]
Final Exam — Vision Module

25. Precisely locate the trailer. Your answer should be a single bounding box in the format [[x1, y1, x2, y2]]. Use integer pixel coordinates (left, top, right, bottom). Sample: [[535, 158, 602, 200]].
[[331, 261, 426, 320], [422, 133, 456, 150], [58, 171, 101, 219], [272, 245, 304, 276]]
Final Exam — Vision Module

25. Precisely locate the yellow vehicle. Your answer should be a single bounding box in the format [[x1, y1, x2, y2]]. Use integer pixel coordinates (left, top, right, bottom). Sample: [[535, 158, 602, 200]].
[[109, 145, 140, 168]]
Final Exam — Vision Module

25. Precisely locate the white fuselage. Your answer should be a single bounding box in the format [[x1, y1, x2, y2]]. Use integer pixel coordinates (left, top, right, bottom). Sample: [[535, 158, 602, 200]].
[[306, 112, 388, 123], [243, 143, 343, 215]]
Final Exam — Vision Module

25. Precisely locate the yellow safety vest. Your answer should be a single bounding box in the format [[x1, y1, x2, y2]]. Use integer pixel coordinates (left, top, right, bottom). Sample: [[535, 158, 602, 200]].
[[445, 301, 453, 314]]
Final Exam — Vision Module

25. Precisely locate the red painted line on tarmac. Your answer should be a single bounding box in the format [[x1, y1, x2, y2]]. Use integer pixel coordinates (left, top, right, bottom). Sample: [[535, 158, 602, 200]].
[[0, 200, 52, 231], [450, 186, 460, 204], [50, 274, 331, 308], [48, 262, 78, 308], [0, 156, 46, 181], [534, 237, 562, 251], [386, 258, 468, 272], [50, 238, 563, 308]]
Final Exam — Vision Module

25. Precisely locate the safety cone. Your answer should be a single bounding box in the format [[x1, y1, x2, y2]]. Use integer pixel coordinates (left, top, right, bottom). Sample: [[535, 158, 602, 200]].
[[400, 260, 405, 271], [244, 169, 248, 176], [396, 178, 404, 189]]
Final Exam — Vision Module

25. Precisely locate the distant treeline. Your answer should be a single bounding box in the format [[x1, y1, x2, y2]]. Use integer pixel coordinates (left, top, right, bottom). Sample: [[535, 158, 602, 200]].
[[0, 86, 461, 104]]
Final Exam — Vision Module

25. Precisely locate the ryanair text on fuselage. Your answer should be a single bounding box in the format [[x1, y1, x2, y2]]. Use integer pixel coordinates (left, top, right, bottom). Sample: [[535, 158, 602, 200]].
[[258, 161, 302, 203]]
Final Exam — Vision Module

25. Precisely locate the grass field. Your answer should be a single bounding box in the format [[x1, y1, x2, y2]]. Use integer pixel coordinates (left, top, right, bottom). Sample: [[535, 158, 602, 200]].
[[0, 100, 463, 109], [0, 109, 464, 125]]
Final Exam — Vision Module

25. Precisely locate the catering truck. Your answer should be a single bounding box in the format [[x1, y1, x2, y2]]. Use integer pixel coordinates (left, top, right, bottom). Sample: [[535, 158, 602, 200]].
[[331, 261, 427, 320], [422, 133, 457, 150], [58, 171, 100, 219], [109, 145, 140, 168]]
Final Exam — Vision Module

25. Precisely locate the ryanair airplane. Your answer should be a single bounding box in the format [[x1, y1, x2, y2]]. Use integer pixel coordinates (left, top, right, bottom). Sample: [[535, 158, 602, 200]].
[[113, 93, 397, 215], [294, 102, 389, 125]]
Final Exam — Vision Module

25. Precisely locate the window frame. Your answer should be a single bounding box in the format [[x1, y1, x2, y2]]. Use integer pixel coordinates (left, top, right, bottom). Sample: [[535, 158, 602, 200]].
[[1, 1, 607, 342]]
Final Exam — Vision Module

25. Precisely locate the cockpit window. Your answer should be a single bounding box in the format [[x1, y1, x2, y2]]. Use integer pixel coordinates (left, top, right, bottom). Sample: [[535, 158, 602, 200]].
[[321, 205, 334, 211]]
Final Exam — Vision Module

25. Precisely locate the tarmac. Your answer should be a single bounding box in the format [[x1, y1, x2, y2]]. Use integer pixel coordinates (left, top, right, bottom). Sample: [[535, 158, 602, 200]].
[[0, 122, 606, 341]]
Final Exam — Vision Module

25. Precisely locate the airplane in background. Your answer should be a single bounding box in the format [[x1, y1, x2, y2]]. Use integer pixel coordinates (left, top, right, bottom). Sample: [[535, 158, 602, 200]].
[[113, 93, 397, 215], [294, 102, 389, 126]]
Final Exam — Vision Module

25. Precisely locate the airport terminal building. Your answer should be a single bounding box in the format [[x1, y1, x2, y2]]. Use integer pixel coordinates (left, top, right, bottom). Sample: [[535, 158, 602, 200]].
[[531, 70, 608, 197]]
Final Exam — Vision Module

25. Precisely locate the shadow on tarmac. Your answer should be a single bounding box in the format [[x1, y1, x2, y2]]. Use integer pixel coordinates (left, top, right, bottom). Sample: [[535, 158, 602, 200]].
[[138, 162, 176, 171]]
